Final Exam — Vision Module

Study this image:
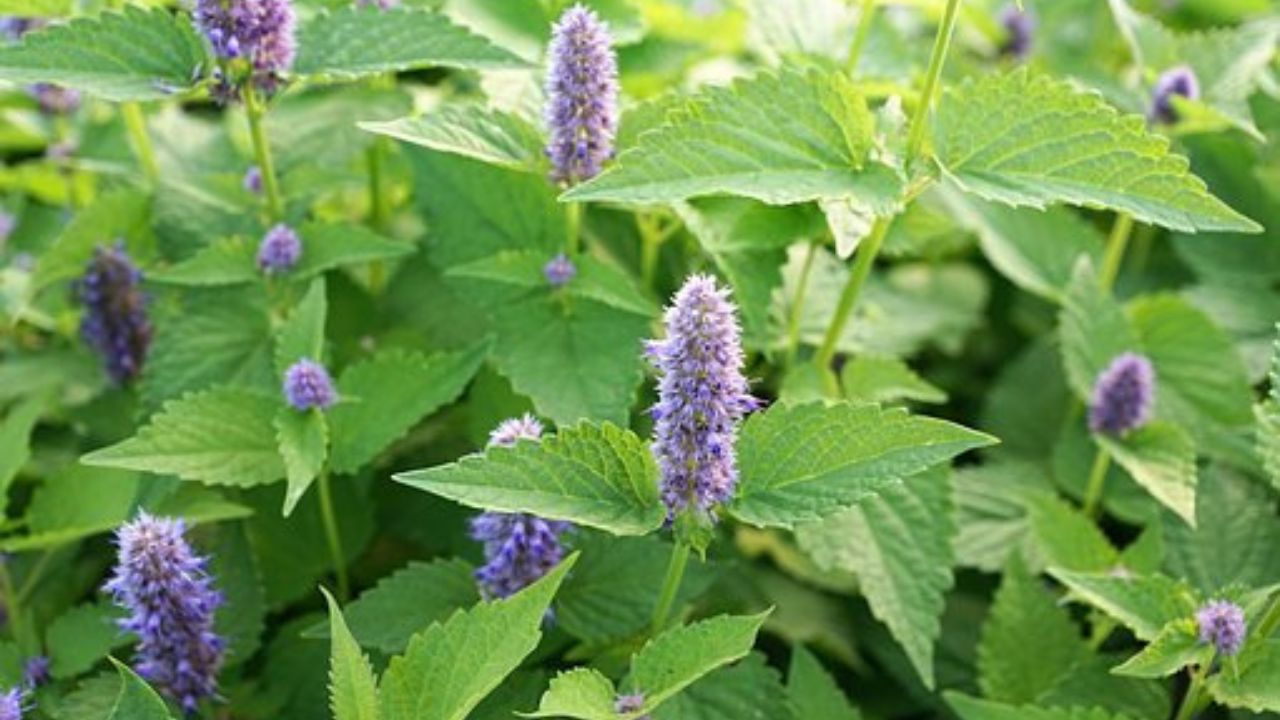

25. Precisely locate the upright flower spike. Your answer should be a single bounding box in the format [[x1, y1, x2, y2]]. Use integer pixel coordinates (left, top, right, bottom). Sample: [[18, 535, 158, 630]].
[[257, 223, 301, 274], [282, 358, 337, 411], [470, 416, 573, 600], [1149, 65, 1199, 124], [194, 0, 297, 99], [998, 4, 1034, 60], [543, 253, 577, 287], [544, 4, 619, 185], [647, 275, 758, 519], [1088, 352, 1155, 435], [104, 514, 224, 714], [0, 688, 21, 720], [1196, 600, 1246, 657], [78, 243, 152, 385]]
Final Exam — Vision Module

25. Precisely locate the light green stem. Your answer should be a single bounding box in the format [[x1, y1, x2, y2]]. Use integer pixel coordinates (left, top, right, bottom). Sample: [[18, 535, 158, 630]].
[[1099, 213, 1134, 292], [566, 201, 583, 256], [317, 469, 350, 602], [904, 0, 964, 163], [1173, 662, 1211, 720], [0, 563, 20, 643], [785, 242, 819, 367], [638, 214, 662, 290], [649, 542, 692, 636], [243, 85, 285, 223], [367, 139, 391, 233], [1082, 445, 1112, 519], [844, 0, 878, 75], [813, 216, 892, 374], [121, 102, 159, 186]]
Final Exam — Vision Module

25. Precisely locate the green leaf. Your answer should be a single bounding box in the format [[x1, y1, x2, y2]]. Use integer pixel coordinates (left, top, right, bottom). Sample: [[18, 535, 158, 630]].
[[1096, 422, 1197, 526], [294, 7, 527, 81], [731, 402, 995, 528], [209, 522, 267, 667], [394, 423, 664, 536], [47, 604, 126, 680], [378, 555, 576, 720], [1048, 570, 1199, 641], [361, 106, 544, 171], [0, 395, 45, 499], [1163, 465, 1280, 593], [105, 660, 175, 720], [82, 388, 286, 488], [794, 469, 954, 688], [1059, 260, 1140, 399], [274, 407, 328, 516], [33, 188, 152, 292], [447, 251, 656, 319], [564, 65, 902, 207], [945, 692, 1139, 720], [934, 69, 1259, 233], [275, 278, 328, 378], [1112, 619, 1209, 678], [978, 556, 1087, 704], [1026, 493, 1119, 573], [652, 653, 793, 720], [328, 343, 486, 474], [841, 356, 947, 405], [321, 588, 379, 720], [1206, 640, 1280, 713], [953, 461, 1054, 572], [786, 646, 862, 720], [526, 668, 617, 720], [0, 7, 204, 101]]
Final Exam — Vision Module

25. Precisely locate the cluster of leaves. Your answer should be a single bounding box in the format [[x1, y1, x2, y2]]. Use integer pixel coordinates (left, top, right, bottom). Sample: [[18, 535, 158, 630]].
[[0, 0, 1276, 718]]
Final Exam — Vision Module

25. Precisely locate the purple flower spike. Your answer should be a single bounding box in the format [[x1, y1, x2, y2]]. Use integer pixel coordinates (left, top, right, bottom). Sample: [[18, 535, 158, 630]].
[[1196, 600, 1246, 657], [194, 0, 297, 99], [257, 223, 301, 274], [78, 243, 152, 385], [283, 358, 337, 410], [543, 253, 577, 287], [21, 657, 48, 689], [647, 275, 759, 520], [1088, 352, 1155, 435], [104, 513, 224, 715], [544, 4, 619, 185], [0, 688, 21, 720], [998, 4, 1034, 60], [1150, 65, 1200, 124], [243, 165, 263, 194]]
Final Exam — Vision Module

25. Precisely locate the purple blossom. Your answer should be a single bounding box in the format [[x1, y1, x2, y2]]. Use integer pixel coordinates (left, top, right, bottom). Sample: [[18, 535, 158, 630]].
[[998, 4, 1034, 60], [194, 0, 297, 99], [1088, 352, 1155, 435], [543, 253, 577, 287], [21, 657, 48, 689], [282, 358, 337, 410], [647, 275, 758, 519], [355, 0, 399, 8], [242, 165, 263, 194], [0, 17, 39, 41], [544, 4, 619, 185], [256, 223, 301, 274], [0, 688, 21, 720], [77, 243, 152, 385], [29, 84, 80, 115], [104, 513, 224, 715], [1149, 65, 1199, 124], [615, 692, 649, 717], [470, 417, 573, 600], [1196, 600, 1246, 657]]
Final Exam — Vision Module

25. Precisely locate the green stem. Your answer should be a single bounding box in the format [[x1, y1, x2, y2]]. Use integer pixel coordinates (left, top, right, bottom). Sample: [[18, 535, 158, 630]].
[[813, 215, 891, 373], [904, 0, 964, 163], [367, 139, 391, 234], [785, 242, 819, 367], [566, 201, 583, 256], [1082, 445, 1112, 519], [243, 85, 285, 223], [16, 549, 55, 604], [638, 214, 662, 290], [649, 542, 692, 636], [1173, 662, 1211, 720], [120, 102, 159, 186], [844, 0, 878, 75], [1099, 213, 1134, 292], [0, 563, 20, 643], [54, 116, 82, 209], [316, 469, 350, 602]]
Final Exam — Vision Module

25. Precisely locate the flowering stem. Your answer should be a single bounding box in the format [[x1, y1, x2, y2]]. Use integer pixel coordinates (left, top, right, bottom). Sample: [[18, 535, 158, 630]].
[[243, 85, 285, 223], [121, 102, 159, 186], [316, 468, 350, 602], [649, 541, 692, 636], [813, 215, 891, 377], [566, 201, 583, 256], [904, 0, 963, 164], [785, 242, 819, 367], [1173, 661, 1212, 720], [1099, 213, 1134, 292], [844, 0, 878, 76], [1082, 445, 1112, 519]]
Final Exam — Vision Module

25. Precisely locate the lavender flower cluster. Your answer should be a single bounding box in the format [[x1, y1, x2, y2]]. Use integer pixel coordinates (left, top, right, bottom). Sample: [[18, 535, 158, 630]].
[[544, 5, 619, 185], [283, 358, 337, 410], [257, 223, 301, 274], [193, 0, 297, 99], [1149, 65, 1199, 124], [647, 275, 758, 519], [1196, 600, 1246, 657], [105, 514, 225, 714], [1088, 352, 1155, 435], [78, 244, 152, 384]]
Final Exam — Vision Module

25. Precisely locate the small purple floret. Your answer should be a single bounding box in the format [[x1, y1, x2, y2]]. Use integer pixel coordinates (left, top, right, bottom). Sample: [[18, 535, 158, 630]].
[[543, 253, 577, 287], [1150, 65, 1200, 124], [194, 0, 297, 99], [648, 275, 758, 519], [0, 688, 21, 720], [998, 4, 1034, 60], [257, 223, 301, 274], [104, 513, 224, 715], [1088, 352, 1155, 435], [544, 5, 619, 185], [21, 657, 48, 689], [283, 358, 337, 410], [488, 414, 544, 448], [1196, 600, 1246, 657], [243, 165, 263, 194], [77, 243, 152, 385]]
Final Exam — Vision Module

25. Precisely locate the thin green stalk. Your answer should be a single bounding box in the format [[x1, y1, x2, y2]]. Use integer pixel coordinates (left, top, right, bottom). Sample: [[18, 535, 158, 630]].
[[844, 0, 878, 75], [243, 85, 285, 223], [650, 541, 692, 636], [566, 201, 583, 256], [367, 138, 391, 233], [316, 469, 350, 602], [904, 0, 964, 163], [638, 214, 662, 290], [1082, 445, 1112, 519], [1099, 213, 1134, 292], [1173, 661, 1211, 720], [785, 242, 819, 367], [121, 102, 159, 186], [16, 549, 55, 604], [0, 563, 20, 642], [814, 215, 891, 373], [54, 116, 82, 209]]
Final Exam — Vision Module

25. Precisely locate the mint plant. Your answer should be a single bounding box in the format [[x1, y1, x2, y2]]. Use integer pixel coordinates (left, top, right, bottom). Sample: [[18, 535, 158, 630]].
[[0, 0, 1275, 718]]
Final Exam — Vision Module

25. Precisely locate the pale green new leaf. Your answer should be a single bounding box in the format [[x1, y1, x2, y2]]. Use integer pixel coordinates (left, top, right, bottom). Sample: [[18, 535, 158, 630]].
[[841, 356, 946, 405], [731, 402, 994, 528], [1049, 570, 1199, 641], [786, 646, 862, 720], [934, 70, 1259, 233], [82, 388, 286, 488], [0, 7, 204, 101], [946, 692, 1139, 720], [1112, 619, 1209, 678], [564, 65, 902, 207], [1206, 640, 1280, 713], [294, 7, 527, 80], [1096, 422, 1197, 526], [360, 106, 544, 171], [395, 423, 664, 536], [105, 660, 175, 720], [275, 278, 328, 378], [378, 555, 576, 720], [274, 407, 328, 516], [321, 588, 379, 720]]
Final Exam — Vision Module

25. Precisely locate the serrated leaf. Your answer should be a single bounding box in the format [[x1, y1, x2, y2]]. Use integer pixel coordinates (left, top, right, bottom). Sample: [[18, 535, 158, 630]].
[[564, 65, 902, 207], [1112, 619, 1209, 678], [786, 646, 862, 720], [795, 469, 954, 688], [841, 356, 946, 405], [105, 660, 175, 720], [447, 251, 656, 318], [1049, 570, 1199, 641], [47, 604, 127, 680], [361, 106, 544, 171], [527, 668, 617, 720], [395, 423, 663, 536], [1206, 640, 1280, 713], [322, 588, 379, 720], [1096, 422, 1197, 526], [1026, 493, 1119, 573], [946, 692, 1139, 720], [731, 402, 994, 528], [953, 461, 1054, 572], [82, 388, 286, 488], [294, 7, 527, 81], [328, 343, 486, 474], [0, 7, 204, 101], [651, 653, 793, 720], [378, 555, 576, 720], [275, 278, 328, 378], [274, 407, 328, 516], [935, 69, 1259, 233]]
